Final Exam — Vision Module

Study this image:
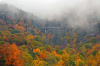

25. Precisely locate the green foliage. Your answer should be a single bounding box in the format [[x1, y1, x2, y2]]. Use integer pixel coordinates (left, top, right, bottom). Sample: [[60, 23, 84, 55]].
[[85, 44, 91, 49], [0, 41, 6, 45], [19, 45, 29, 52], [57, 49, 63, 55], [8, 38, 13, 44], [79, 62, 85, 66], [11, 30, 20, 34], [21, 52, 33, 66], [79, 52, 84, 57], [36, 52, 40, 56], [92, 51, 98, 55], [90, 37, 97, 43], [79, 55, 84, 60], [28, 40, 43, 47], [34, 37, 43, 42], [0, 32, 2, 36], [39, 61, 48, 66], [46, 54, 59, 65], [28, 48, 36, 59], [39, 47, 46, 50], [66, 57, 76, 66], [0, 57, 5, 66], [0, 4, 100, 66], [0, 37, 3, 41], [16, 33, 21, 36], [8, 26, 14, 30]]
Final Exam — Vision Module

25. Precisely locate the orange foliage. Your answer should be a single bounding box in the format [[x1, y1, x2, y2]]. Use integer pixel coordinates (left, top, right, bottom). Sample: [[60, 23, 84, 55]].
[[26, 34, 34, 41], [73, 38, 76, 44], [40, 53, 47, 60], [33, 48, 40, 53], [52, 51, 57, 55], [73, 48, 76, 53], [33, 48, 47, 60], [0, 43, 23, 66], [75, 57, 84, 66], [33, 28, 39, 35], [46, 47, 51, 52], [3, 35, 9, 42], [47, 33, 51, 39], [0, 19, 4, 23], [87, 49, 94, 54], [63, 50, 66, 54], [14, 24, 26, 32], [95, 44, 100, 50], [18, 22, 23, 26], [86, 55, 98, 66], [56, 60, 64, 66]]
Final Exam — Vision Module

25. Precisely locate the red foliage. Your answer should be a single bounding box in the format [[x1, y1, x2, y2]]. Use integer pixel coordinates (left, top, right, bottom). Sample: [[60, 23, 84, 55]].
[[46, 47, 51, 52], [96, 35, 100, 40], [59, 45, 65, 49], [0, 19, 4, 23], [47, 33, 51, 39], [0, 43, 23, 66], [18, 22, 23, 26], [7, 24, 14, 28], [40, 53, 47, 60]]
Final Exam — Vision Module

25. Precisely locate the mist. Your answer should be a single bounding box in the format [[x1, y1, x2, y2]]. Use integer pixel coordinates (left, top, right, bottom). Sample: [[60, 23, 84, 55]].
[[0, 0, 100, 28], [1, 0, 86, 19]]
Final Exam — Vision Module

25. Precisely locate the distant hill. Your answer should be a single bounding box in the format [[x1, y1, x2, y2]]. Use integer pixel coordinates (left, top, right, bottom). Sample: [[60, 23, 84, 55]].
[[0, 3, 44, 27]]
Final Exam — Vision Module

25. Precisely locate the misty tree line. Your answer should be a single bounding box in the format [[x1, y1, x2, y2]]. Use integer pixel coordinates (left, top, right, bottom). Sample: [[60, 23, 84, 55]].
[[0, 4, 100, 66], [0, 4, 100, 46]]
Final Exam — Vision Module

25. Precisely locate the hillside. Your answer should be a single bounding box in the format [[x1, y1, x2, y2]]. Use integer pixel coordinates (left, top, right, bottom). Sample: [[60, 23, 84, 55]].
[[0, 4, 100, 66]]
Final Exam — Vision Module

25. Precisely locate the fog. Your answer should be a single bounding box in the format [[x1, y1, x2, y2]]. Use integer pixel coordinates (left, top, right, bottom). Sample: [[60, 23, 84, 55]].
[[0, 0, 100, 27], [1, 0, 87, 19]]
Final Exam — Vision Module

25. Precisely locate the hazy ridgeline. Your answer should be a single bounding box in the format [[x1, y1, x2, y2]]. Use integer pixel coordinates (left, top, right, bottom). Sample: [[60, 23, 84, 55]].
[[0, 1, 100, 45], [0, 1, 100, 66], [1, 0, 100, 28]]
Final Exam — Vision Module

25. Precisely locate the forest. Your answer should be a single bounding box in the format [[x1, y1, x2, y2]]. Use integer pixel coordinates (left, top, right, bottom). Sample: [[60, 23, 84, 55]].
[[0, 4, 100, 66]]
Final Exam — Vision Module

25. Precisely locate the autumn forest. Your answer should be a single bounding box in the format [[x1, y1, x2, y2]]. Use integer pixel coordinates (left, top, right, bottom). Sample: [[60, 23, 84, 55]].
[[0, 4, 100, 66]]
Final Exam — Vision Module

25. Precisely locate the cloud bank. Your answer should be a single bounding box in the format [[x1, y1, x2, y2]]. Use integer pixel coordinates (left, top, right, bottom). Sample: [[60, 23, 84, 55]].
[[1, 0, 87, 19], [0, 0, 100, 28]]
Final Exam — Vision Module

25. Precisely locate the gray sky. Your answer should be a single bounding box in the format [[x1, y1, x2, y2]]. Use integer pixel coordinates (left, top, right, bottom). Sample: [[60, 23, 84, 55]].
[[0, 0, 100, 28], [0, 0, 87, 19]]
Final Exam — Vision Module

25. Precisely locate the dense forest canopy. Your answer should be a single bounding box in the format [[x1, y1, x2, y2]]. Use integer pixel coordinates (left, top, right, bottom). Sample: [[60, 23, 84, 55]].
[[0, 3, 100, 66]]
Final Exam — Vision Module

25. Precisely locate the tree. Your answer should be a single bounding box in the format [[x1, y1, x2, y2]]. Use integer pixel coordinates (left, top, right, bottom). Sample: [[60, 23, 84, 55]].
[[0, 43, 23, 66], [20, 52, 33, 66]]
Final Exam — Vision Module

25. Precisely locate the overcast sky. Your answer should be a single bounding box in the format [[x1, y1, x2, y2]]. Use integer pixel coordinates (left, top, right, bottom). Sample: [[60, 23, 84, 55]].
[[1, 0, 100, 20], [0, 0, 89, 18], [0, 0, 100, 28]]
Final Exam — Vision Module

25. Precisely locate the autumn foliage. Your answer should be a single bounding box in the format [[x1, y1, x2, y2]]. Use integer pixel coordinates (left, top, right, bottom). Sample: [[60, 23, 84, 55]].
[[0, 4, 100, 66], [0, 43, 23, 66]]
